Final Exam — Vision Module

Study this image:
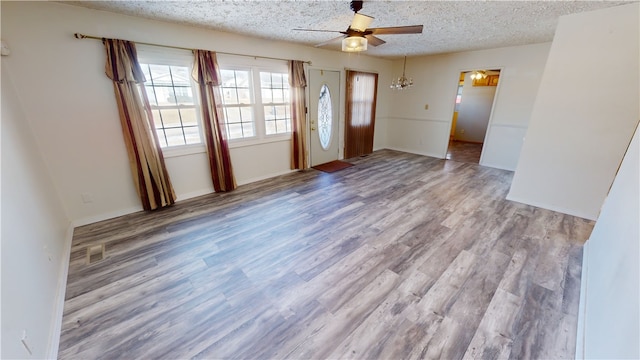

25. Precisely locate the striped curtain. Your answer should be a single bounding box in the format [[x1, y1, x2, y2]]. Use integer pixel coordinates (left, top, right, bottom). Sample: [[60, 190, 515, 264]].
[[192, 50, 237, 192], [103, 39, 176, 211], [345, 70, 378, 159], [289, 60, 308, 169]]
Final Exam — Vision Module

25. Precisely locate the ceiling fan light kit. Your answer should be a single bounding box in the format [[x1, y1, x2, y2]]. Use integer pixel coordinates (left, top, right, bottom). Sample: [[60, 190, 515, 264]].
[[342, 36, 368, 52], [294, 0, 423, 53]]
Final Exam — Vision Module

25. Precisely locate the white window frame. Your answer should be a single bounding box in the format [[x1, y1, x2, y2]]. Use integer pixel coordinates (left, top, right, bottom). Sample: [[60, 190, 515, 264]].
[[217, 55, 292, 148], [219, 66, 257, 140], [260, 70, 292, 136], [137, 45, 206, 157]]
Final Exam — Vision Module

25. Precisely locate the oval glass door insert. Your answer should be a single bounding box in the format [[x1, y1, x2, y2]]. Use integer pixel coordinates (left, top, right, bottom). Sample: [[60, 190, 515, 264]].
[[318, 84, 332, 150]]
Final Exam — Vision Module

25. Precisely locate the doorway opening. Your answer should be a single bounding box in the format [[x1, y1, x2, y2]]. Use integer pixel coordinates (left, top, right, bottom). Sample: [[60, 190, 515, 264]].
[[447, 69, 500, 164]]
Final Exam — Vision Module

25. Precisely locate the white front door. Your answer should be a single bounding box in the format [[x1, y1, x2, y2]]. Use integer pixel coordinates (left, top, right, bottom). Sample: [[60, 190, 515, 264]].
[[309, 69, 340, 167]]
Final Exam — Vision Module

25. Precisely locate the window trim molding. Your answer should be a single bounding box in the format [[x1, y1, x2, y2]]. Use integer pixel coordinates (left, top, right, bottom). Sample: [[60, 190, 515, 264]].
[[137, 46, 206, 150], [162, 144, 207, 158], [228, 135, 291, 149], [217, 57, 292, 145]]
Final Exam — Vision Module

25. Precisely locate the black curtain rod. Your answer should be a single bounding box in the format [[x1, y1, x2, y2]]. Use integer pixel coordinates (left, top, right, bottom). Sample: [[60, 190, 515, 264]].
[[74, 33, 312, 65]]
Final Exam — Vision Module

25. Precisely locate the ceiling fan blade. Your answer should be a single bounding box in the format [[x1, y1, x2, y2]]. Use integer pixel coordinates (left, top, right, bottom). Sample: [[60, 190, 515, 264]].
[[314, 35, 346, 48], [293, 28, 344, 33], [369, 25, 424, 35], [351, 13, 374, 32], [365, 35, 386, 47]]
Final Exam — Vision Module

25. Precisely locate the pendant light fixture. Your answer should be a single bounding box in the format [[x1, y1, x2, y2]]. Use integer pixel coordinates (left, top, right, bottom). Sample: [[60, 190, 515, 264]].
[[470, 70, 487, 80], [390, 56, 413, 90]]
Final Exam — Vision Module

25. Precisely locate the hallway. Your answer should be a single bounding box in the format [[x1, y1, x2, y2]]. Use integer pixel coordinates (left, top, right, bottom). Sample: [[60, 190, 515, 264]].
[[446, 140, 483, 164]]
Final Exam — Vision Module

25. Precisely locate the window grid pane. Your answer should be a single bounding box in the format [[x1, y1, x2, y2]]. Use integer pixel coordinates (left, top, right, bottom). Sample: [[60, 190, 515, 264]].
[[142, 63, 202, 147], [224, 105, 254, 139], [260, 71, 291, 136], [221, 69, 255, 139]]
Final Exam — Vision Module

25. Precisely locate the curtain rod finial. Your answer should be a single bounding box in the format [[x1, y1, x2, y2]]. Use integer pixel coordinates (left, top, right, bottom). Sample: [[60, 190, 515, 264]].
[[74, 33, 85, 39]]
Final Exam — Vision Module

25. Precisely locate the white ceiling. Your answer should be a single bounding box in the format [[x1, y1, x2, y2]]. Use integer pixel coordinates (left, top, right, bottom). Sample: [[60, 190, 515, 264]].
[[62, 0, 632, 59]]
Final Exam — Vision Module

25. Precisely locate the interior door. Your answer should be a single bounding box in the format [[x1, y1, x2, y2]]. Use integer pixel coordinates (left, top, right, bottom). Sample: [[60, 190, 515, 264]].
[[309, 69, 340, 166]]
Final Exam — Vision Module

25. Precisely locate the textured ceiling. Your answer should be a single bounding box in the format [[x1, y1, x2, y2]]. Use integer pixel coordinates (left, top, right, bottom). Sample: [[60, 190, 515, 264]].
[[62, 0, 632, 59]]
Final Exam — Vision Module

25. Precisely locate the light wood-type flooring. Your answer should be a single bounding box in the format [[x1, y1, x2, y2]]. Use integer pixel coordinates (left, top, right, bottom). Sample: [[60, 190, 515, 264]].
[[59, 149, 593, 359]]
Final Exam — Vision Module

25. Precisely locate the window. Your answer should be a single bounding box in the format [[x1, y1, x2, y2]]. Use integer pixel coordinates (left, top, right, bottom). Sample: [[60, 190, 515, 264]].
[[219, 62, 291, 141], [260, 72, 291, 135], [142, 64, 201, 148], [137, 46, 203, 152], [318, 84, 332, 150], [220, 69, 255, 139]]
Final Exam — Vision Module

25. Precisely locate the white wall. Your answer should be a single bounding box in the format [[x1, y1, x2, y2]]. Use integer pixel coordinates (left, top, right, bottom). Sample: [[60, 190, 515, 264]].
[[454, 72, 497, 143], [508, 3, 640, 220], [1, 63, 71, 358], [384, 43, 551, 170], [1, 1, 393, 224], [577, 125, 639, 359]]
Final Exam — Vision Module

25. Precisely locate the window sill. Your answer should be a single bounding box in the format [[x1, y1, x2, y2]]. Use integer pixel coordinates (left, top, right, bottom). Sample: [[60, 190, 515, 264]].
[[162, 144, 207, 158], [161, 136, 292, 157], [228, 135, 292, 149]]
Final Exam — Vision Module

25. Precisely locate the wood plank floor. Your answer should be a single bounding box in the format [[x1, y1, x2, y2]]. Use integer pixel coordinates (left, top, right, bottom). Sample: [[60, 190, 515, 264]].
[[446, 140, 483, 164], [59, 149, 593, 359]]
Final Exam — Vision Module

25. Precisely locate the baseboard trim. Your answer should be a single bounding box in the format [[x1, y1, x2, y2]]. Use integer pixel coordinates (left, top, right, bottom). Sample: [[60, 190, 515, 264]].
[[48, 221, 74, 359], [236, 169, 298, 186], [478, 160, 516, 172], [505, 193, 597, 221], [72, 206, 143, 228], [575, 241, 590, 359], [71, 171, 298, 228], [384, 146, 444, 160], [176, 188, 214, 202]]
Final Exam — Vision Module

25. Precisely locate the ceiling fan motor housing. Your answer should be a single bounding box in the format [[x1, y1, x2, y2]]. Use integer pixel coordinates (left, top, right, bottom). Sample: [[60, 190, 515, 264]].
[[350, 1, 363, 13], [294, 0, 423, 51]]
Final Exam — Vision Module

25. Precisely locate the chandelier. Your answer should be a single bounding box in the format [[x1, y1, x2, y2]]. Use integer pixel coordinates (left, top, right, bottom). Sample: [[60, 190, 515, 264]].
[[391, 56, 413, 90], [470, 70, 487, 80]]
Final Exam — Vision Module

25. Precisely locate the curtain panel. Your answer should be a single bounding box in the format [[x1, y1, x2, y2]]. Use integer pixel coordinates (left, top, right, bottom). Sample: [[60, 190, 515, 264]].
[[345, 70, 378, 159], [192, 50, 237, 192], [288, 60, 308, 170], [103, 39, 176, 211]]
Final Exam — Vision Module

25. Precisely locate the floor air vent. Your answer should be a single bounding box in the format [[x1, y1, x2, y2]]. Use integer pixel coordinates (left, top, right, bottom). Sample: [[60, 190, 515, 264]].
[[86, 244, 105, 264]]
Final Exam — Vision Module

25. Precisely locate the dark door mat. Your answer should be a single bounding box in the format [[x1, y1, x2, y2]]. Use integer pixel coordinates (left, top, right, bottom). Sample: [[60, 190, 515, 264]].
[[312, 160, 354, 173]]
